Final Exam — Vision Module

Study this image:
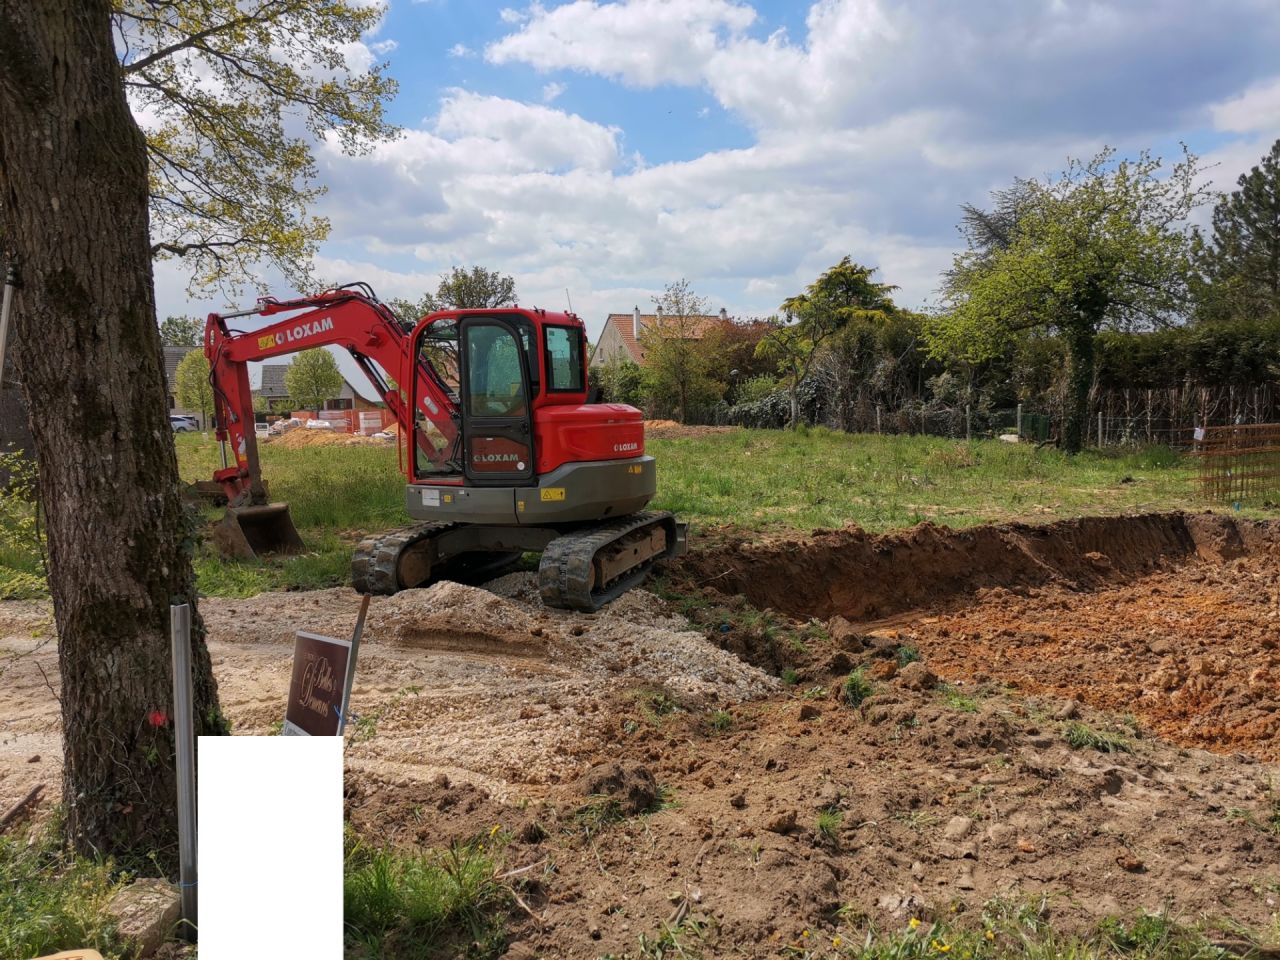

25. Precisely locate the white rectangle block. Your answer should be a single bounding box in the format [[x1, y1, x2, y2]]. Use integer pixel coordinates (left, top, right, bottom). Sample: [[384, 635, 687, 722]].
[[198, 735, 342, 958]]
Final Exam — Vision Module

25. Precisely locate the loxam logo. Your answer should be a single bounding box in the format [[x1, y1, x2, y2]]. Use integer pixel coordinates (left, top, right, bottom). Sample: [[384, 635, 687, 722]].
[[257, 316, 335, 351], [473, 452, 520, 463], [613, 441, 639, 453]]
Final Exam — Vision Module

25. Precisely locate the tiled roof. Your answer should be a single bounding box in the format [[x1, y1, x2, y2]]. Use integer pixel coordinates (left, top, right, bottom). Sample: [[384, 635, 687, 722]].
[[259, 364, 289, 398], [600, 312, 723, 363], [161, 345, 190, 388]]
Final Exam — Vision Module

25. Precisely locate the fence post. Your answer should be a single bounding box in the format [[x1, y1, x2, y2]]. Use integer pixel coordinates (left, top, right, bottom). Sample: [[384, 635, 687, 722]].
[[875, 405, 882, 435], [170, 604, 198, 942], [965, 404, 972, 441], [1016, 403, 1022, 439], [1097, 411, 1104, 448]]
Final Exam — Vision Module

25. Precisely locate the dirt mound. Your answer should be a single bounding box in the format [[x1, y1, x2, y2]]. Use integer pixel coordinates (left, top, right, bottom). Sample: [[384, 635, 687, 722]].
[[677, 512, 1280, 622], [644, 419, 738, 439], [267, 428, 389, 449], [574, 761, 658, 815]]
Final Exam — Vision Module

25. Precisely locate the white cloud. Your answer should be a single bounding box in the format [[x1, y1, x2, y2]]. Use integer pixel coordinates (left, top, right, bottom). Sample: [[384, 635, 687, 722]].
[[487, 0, 757, 87], [153, 0, 1280, 334], [1210, 75, 1280, 133], [448, 42, 474, 58]]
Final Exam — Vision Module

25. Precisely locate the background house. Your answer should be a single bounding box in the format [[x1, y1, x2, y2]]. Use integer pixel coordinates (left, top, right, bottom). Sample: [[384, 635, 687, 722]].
[[591, 306, 727, 367], [251, 362, 385, 415], [160, 345, 207, 427]]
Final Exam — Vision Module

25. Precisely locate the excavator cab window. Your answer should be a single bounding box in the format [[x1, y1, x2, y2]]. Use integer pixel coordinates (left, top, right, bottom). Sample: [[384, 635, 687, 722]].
[[544, 325, 584, 392]]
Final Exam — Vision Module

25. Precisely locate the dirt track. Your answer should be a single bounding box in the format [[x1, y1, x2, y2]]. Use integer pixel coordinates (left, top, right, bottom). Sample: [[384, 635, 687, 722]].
[[2, 511, 1280, 956]]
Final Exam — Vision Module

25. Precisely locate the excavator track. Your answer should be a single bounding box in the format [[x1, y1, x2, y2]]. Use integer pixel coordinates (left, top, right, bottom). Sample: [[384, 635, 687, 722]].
[[537, 511, 680, 613], [351, 522, 457, 595]]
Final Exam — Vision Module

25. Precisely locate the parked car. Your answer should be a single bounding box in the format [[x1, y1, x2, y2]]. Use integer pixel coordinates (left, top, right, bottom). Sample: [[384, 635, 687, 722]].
[[170, 415, 198, 433]]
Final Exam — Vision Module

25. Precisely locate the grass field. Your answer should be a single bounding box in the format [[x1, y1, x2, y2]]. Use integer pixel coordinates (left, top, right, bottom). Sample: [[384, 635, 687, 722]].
[[173, 426, 1225, 597], [0, 427, 1243, 600]]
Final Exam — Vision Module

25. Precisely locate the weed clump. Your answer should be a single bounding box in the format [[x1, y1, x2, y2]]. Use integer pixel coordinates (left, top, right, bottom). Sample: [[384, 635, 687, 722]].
[[1064, 721, 1132, 754], [841, 669, 873, 707]]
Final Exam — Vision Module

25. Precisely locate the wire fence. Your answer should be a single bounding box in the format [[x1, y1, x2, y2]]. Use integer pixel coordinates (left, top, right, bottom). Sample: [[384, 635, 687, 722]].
[[1194, 424, 1280, 504]]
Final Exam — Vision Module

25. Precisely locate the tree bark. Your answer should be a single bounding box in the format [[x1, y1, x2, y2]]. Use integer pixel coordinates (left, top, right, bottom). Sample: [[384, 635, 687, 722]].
[[0, 0, 225, 868], [1062, 319, 1097, 454]]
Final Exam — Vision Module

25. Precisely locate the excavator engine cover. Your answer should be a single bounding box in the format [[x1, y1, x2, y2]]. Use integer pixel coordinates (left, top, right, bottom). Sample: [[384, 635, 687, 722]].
[[212, 503, 305, 560]]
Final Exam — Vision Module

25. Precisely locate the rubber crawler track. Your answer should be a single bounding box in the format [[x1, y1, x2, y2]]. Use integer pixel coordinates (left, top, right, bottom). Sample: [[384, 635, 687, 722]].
[[537, 511, 678, 612], [351, 522, 458, 595]]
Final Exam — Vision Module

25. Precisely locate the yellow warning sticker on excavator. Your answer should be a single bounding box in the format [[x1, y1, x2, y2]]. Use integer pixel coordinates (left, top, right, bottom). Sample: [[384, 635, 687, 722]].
[[540, 487, 566, 502], [258, 334, 276, 350]]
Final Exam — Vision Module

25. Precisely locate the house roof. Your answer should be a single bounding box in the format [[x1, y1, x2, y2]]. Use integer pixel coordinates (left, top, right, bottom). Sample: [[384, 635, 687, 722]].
[[161, 345, 190, 388], [258, 364, 289, 398], [598, 312, 723, 364]]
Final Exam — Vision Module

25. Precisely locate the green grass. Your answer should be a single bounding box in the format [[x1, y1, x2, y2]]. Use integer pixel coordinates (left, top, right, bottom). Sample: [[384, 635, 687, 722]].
[[816, 808, 843, 842], [343, 831, 510, 959], [651, 428, 1208, 533], [780, 901, 1249, 959], [38, 428, 1215, 598], [841, 669, 873, 707], [937, 683, 981, 713], [0, 828, 127, 960], [1063, 721, 1133, 754]]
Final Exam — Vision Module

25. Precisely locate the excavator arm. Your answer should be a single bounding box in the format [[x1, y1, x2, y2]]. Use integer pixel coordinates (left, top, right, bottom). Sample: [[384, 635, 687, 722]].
[[204, 286, 459, 505]]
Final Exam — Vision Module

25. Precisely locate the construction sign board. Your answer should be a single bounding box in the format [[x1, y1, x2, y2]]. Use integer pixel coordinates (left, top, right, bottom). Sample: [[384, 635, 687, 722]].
[[282, 631, 351, 736]]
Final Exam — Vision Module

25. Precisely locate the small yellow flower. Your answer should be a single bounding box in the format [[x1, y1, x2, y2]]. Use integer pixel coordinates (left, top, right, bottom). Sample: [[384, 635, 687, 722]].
[[931, 940, 952, 954], [832, 937, 843, 947], [489, 823, 501, 838], [909, 918, 922, 930], [985, 930, 995, 942], [801, 929, 810, 938]]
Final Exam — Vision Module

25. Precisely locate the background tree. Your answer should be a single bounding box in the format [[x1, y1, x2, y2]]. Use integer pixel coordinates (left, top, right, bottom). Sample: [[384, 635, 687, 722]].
[[597, 355, 647, 407], [285, 348, 345, 409], [386, 266, 518, 324], [113, 0, 398, 292], [1194, 137, 1280, 324], [928, 147, 1208, 452], [640, 279, 721, 423], [158, 314, 202, 347], [0, 0, 225, 865], [174, 348, 213, 426], [434, 265, 518, 310], [758, 257, 897, 427]]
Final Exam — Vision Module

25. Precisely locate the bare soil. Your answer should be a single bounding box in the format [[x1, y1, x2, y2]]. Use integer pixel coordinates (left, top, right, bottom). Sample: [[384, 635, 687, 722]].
[[2, 512, 1279, 957]]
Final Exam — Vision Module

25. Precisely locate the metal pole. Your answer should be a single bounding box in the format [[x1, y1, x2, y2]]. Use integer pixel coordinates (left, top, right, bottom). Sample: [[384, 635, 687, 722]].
[[0, 265, 18, 388], [170, 604, 198, 942], [965, 404, 972, 441], [1098, 411, 1104, 448], [338, 594, 370, 735], [1016, 403, 1023, 439]]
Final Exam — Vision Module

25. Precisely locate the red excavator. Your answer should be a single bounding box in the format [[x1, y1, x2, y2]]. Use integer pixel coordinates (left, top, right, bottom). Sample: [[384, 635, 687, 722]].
[[203, 282, 684, 611]]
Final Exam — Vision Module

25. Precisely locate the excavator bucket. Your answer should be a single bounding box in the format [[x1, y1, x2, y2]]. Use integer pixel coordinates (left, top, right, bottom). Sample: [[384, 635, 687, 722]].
[[211, 503, 305, 560]]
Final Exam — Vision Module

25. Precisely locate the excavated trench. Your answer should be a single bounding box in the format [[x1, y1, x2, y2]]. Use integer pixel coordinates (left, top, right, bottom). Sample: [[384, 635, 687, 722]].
[[677, 511, 1280, 623], [675, 511, 1280, 760]]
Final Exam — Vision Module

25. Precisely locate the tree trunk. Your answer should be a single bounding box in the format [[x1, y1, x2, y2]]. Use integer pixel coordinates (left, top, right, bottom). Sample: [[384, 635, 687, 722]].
[[0, 0, 225, 868], [1062, 320, 1096, 454]]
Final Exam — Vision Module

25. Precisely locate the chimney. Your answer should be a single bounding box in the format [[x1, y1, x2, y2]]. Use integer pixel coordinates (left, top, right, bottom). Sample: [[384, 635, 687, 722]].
[[719, 307, 728, 322], [633, 305, 640, 340]]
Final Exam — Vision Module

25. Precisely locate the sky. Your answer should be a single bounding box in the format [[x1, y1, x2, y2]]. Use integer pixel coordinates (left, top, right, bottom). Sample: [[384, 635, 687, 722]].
[[154, 0, 1280, 368]]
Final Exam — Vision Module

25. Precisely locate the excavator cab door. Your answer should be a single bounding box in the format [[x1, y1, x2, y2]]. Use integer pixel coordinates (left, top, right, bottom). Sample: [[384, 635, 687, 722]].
[[459, 317, 535, 485]]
